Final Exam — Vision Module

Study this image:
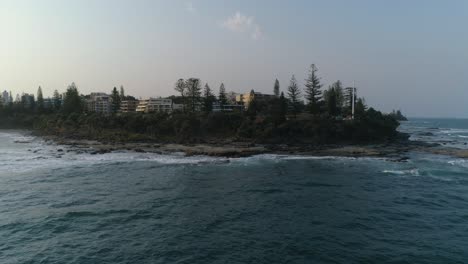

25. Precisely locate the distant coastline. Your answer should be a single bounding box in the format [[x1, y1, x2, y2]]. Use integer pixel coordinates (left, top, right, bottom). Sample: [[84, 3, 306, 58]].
[[0, 65, 413, 158], [2, 127, 465, 160]]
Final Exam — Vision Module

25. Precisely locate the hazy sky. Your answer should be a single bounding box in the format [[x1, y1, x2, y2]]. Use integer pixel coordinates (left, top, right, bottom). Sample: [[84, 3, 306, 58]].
[[1, 0, 467, 117]]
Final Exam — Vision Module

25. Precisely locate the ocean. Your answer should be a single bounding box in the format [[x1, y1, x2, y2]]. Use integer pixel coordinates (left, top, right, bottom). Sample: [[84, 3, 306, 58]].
[[1, 118, 468, 263]]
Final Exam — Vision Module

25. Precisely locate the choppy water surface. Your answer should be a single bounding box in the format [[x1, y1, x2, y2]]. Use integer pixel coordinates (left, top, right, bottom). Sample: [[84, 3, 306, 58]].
[[1, 118, 468, 263]]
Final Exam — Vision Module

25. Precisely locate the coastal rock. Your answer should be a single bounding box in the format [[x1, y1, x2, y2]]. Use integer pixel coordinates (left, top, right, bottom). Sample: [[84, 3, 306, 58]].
[[418, 132, 434, 137], [90, 149, 111, 155]]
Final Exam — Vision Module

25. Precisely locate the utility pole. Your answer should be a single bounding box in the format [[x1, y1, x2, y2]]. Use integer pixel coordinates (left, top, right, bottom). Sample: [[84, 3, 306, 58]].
[[352, 81, 356, 120]]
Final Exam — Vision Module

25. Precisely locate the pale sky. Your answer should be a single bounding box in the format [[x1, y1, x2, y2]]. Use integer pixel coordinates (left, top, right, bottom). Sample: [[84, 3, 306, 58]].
[[1, 0, 468, 117]]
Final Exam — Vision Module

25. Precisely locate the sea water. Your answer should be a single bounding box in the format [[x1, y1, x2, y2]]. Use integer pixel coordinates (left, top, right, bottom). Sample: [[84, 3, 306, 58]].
[[1, 118, 468, 263]]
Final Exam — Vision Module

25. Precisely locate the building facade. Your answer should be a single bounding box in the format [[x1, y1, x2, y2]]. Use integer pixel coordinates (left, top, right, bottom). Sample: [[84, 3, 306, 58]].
[[21, 93, 35, 108], [120, 100, 139, 112], [136, 98, 173, 113], [86, 93, 112, 114], [212, 102, 244, 112], [236, 91, 276, 108], [2, 91, 11, 105]]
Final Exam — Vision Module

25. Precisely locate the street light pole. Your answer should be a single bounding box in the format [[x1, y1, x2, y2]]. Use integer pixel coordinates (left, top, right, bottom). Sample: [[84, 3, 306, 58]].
[[352, 81, 355, 120]]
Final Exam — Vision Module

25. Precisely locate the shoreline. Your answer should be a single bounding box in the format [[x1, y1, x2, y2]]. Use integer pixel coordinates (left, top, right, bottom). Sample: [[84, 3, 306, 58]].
[[3, 128, 465, 160], [36, 133, 468, 160]]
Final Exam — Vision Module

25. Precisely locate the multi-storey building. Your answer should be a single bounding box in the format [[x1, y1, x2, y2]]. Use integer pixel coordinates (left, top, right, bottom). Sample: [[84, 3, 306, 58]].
[[236, 91, 276, 108], [136, 98, 173, 113], [212, 102, 244, 112], [120, 100, 139, 112], [2, 91, 10, 105], [43, 98, 54, 109], [87, 93, 112, 114], [21, 93, 35, 108]]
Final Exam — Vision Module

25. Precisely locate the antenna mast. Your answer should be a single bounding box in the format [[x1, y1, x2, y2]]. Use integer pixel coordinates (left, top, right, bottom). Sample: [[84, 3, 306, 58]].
[[352, 81, 356, 120]]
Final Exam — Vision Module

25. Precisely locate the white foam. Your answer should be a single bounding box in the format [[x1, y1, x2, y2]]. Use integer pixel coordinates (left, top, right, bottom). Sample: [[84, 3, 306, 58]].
[[448, 159, 468, 168], [382, 169, 420, 176], [439, 129, 468, 134]]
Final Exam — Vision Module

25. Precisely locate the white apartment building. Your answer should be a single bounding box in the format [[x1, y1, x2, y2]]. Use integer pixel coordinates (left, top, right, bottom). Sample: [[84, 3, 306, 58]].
[[136, 98, 173, 113], [2, 91, 11, 105], [87, 93, 112, 114]]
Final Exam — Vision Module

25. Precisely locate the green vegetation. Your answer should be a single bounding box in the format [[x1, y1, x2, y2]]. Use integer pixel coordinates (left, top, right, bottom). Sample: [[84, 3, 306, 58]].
[[0, 64, 404, 146], [62, 83, 83, 114], [203, 83, 215, 113], [218, 83, 227, 107], [273, 79, 280, 97], [389, 110, 408, 121], [37, 86, 44, 113], [287, 75, 302, 118], [304, 64, 323, 114], [111, 87, 121, 113]]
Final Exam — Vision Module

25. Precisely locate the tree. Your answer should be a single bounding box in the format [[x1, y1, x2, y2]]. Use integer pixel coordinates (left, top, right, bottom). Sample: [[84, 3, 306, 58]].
[[287, 75, 301, 118], [304, 64, 323, 114], [246, 90, 258, 119], [62, 82, 82, 114], [389, 109, 407, 121], [111, 87, 121, 113], [354, 98, 367, 119], [185, 78, 202, 113], [218, 83, 227, 106], [9, 92, 13, 107], [273, 79, 280, 97], [270, 91, 287, 126], [174, 79, 187, 112], [324, 81, 345, 117], [53, 90, 62, 111], [331, 80, 345, 108], [203, 83, 216, 113], [119, 85, 125, 101], [280, 92, 288, 118], [37, 86, 44, 112], [325, 87, 339, 117]]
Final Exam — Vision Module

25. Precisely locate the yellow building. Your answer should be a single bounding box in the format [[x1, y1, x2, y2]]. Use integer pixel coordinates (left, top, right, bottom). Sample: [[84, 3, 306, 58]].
[[236, 91, 276, 108]]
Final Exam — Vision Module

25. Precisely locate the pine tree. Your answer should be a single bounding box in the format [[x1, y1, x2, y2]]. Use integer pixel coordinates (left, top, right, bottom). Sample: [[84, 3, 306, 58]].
[[203, 83, 215, 113], [111, 87, 121, 113], [354, 98, 367, 119], [119, 85, 125, 101], [174, 79, 187, 112], [246, 90, 258, 119], [325, 87, 338, 117], [270, 91, 287, 126], [280, 92, 288, 118], [185, 78, 202, 113], [37, 86, 44, 112], [53, 90, 62, 111], [62, 82, 82, 114], [287, 75, 301, 118], [304, 64, 323, 114], [331, 80, 345, 108], [218, 83, 227, 106], [273, 79, 280, 97]]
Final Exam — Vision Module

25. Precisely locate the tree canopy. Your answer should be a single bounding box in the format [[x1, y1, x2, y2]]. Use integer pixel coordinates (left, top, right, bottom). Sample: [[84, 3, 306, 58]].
[[287, 75, 301, 117], [62, 82, 82, 114], [304, 64, 322, 114]]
